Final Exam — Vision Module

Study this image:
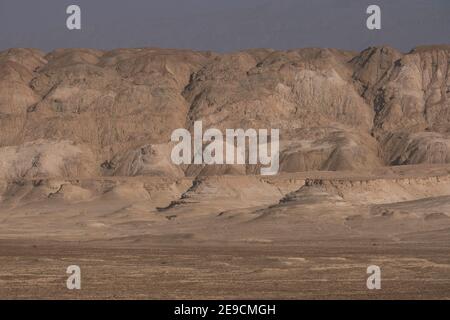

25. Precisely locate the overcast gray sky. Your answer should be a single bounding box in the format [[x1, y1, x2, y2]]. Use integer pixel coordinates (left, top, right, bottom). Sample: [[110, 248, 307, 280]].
[[0, 0, 449, 53]]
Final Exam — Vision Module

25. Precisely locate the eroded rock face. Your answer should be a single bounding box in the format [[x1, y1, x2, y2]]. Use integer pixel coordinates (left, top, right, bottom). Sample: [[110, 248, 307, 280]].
[[0, 140, 97, 180], [0, 45, 449, 178]]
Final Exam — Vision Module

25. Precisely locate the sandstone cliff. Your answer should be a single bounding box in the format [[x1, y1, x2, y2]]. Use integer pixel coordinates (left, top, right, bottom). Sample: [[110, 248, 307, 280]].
[[0, 45, 449, 179]]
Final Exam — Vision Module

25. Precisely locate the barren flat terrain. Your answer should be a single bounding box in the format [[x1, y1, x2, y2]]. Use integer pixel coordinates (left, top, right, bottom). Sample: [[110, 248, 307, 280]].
[[0, 241, 449, 299]]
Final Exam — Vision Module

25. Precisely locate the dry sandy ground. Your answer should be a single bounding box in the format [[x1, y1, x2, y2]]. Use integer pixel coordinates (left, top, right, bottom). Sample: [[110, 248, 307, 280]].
[[0, 240, 449, 299]]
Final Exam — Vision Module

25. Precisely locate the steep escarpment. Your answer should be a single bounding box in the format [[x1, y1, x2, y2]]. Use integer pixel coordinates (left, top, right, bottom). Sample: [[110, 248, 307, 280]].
[[0, 45, 449, 179], [352, 45, 450, 165]]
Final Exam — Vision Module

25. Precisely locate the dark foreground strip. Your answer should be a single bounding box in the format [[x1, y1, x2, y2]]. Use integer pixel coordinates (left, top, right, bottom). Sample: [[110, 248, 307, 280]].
[[0, 300, 447, 319]]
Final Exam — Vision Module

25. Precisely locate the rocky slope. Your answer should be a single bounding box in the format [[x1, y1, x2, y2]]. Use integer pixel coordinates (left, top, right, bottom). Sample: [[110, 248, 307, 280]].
[[0, 169, 450, 242], [1, 45, 449, 179]]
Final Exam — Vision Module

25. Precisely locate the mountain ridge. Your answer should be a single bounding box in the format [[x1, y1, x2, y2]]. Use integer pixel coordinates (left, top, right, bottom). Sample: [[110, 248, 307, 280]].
[[0, 45, 449, 179]]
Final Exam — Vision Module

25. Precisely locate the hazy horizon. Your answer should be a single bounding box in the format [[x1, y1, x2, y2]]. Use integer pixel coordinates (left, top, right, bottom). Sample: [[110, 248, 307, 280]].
[[0, 0, 449, 53]]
